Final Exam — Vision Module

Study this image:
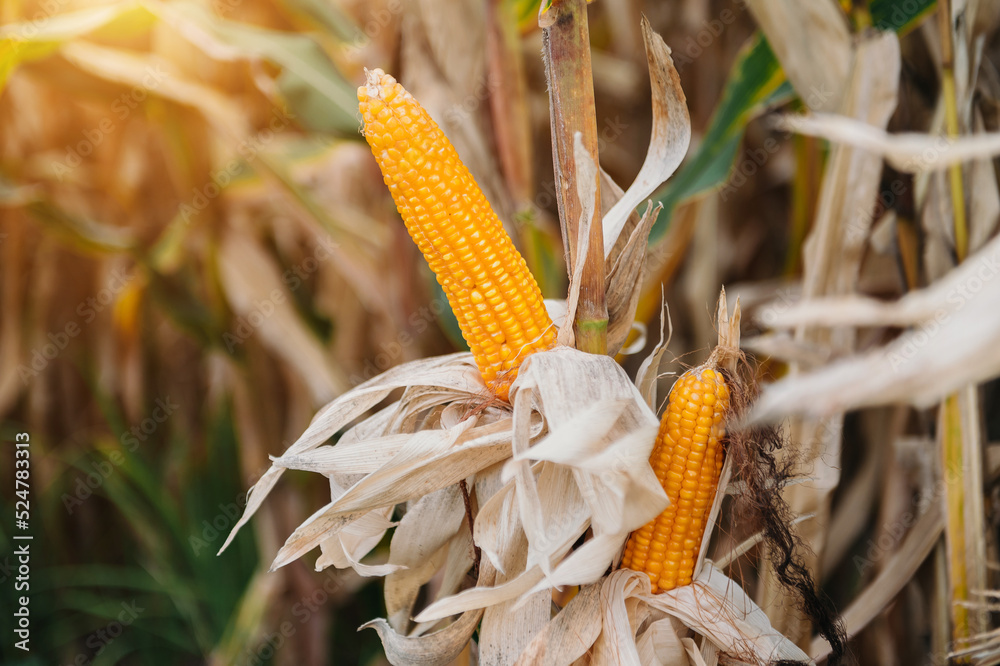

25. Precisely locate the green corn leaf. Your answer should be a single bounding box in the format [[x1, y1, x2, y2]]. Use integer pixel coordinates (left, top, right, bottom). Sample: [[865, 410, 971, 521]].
[[650, 1, 937, 241]]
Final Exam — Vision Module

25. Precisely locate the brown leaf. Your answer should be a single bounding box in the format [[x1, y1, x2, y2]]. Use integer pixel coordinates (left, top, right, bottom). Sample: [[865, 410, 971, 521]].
[[744, 0, 851, 112], [361, 608, 486, 666], [514, 583, 604, 666], [601, 16, 690, 255]]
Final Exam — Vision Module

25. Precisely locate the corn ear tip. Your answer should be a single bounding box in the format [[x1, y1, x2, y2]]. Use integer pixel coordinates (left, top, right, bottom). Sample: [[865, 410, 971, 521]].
[[358, 67, 389, 103]]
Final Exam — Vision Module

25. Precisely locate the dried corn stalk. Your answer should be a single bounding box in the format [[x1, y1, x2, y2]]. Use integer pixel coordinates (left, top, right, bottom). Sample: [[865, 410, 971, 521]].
[[220, 15, 809, 666]]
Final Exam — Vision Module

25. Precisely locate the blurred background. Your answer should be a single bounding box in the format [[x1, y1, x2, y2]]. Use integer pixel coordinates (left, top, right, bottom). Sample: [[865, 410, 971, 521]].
[[2, 0, 988, 664]]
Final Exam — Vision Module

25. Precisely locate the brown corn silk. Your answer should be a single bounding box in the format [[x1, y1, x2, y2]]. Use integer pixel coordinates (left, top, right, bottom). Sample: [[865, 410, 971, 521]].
[[357, 69, 556, 400]]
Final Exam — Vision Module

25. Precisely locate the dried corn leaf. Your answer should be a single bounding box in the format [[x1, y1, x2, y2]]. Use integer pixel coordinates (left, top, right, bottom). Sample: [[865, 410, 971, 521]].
[[605, 201, 661, 355], [414, 564, 545, 624], [809, 503, 943, 661], [778, 112, 1000, 173], [362, 606, 486, 666], [218, 231, 347, 403], [682, 638, 707, 666], [512, 347, 665, 538], [634, 300, 671, 411], [472, 474, 520, 576], [744, 0, 850, 112], [410, 347, 668, 623], [220, 353, 481, 553], [517, 565, 806, 665], [316, 505, 399, 576], [272, 433, 411, 476], [514, 583, 604, 666], [384, 485, 467, 632], [269, 419, 513, 570], [758, 30, 900, 642], [518, 463, 590, 576], [643, 566, 812, 664], [751, 233, 1000, 419], [591, 569, 651, 665], [601, 16, 690, 255], [559, 133, 598, 350], [635, 616, 689, 666], [479, 584, 550, 666]]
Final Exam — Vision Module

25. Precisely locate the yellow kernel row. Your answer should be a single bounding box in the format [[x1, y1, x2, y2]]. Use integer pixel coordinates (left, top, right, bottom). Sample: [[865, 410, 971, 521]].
[[358, 69, 556, 398], [621, 366, 729, 592]]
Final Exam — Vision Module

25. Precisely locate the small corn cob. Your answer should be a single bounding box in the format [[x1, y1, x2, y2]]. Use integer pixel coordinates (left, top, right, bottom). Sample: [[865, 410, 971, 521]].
[[358, 69, 556, 400], [621, 365, 729, 592]]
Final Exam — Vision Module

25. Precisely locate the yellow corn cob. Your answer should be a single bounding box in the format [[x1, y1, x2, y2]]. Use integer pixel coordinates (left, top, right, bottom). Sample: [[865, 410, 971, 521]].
[[358, 69, 556, 400], [621, 365, 729, 592]]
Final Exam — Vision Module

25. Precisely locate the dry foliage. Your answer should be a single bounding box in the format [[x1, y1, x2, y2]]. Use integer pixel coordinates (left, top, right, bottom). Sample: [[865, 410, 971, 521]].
[[8, 0, 1000, 665]]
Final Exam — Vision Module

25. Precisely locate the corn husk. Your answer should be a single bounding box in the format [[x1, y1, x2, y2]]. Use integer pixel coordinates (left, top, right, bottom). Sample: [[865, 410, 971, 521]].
[[749, 230, 1000, 421], [215, 12, 806, 662], [221, 289, 808, 664]]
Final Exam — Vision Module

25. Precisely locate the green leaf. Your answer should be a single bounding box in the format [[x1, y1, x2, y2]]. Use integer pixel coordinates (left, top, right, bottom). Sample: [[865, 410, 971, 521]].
[[1, 2, 357, 133], [156, 1, 357, 133], [516, 209, 566, 300], [0, 3, 155, 93], [508, 0, 543, 32], [651, 35, 792, 242], [90, 641, 137, 666], [43, 565, 185, 594], [282, 0, 360, 41], [427, 271, 468, 352], [25, 199, 137, 255], [870, 0, 936, 33], [650, 1, 936, 241]]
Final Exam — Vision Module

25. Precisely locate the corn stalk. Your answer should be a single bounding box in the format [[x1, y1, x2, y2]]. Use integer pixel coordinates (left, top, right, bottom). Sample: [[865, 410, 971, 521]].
[[937, 0, 987, 651], [541, 0, 607, 355]]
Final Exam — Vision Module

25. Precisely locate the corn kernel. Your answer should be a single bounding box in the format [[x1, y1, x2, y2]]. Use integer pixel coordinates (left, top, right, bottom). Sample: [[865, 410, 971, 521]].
[[620, 366, 729, 593], [358, 69, 557, 399]]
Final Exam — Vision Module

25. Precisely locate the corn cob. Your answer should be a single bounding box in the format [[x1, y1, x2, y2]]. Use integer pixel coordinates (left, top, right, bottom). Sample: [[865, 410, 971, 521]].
[[358, 69, 556, 400], [621, 365, 729, 592]]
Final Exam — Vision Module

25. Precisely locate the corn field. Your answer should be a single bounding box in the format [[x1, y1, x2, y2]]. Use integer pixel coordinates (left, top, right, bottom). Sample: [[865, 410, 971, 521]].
[[4, 0, 1000, 664]]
